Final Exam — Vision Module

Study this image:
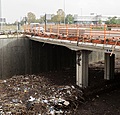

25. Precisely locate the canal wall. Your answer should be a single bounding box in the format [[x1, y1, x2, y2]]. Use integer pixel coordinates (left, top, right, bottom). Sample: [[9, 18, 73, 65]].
[[0, 37, 31, 79], [0, 37, 105, 79]]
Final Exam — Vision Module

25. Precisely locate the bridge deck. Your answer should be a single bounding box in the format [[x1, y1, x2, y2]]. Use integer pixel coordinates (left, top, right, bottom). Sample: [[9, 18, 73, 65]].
[[24, 24, 120, 55]]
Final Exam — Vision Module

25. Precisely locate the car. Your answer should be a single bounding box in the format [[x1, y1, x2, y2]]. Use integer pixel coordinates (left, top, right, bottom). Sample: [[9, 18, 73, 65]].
[[30, 23, 44, 32]]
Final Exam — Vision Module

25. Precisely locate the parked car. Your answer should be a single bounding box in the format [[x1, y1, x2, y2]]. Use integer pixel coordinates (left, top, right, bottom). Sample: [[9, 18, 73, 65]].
[[30, 23, 44, 32]]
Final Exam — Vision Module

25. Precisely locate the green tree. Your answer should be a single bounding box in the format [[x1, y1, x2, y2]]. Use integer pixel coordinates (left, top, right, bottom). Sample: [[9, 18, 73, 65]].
[[55, 9, 65, 23], [98, 19, 102, 24], [106, 17, 117, 24], [39, 15, 45, 24], [27, 12, 36, 24], [50, 9, 64, 24], [51, 15, 59, 23], [65, 14, 74, 24], [116, 18, 120, 24], [20, 17, 27, 25]]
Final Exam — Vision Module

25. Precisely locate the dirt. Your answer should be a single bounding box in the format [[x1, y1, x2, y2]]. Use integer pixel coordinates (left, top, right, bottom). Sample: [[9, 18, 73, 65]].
[[77, 89, 120, 115], [0, 60, 120, 115]]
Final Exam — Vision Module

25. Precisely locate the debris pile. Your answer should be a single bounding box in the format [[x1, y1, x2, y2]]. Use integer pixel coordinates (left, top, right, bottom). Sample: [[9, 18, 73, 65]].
[[0, 75, 84, 114]]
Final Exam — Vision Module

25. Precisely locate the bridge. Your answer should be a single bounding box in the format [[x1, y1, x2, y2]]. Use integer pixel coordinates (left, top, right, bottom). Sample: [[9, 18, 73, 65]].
[[24, 24, 120, 88]]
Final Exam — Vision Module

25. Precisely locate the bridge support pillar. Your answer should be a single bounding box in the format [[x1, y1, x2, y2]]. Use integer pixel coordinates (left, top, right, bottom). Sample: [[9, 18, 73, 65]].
[[76, 50, 90, 88], [104, 53, 115, 80]]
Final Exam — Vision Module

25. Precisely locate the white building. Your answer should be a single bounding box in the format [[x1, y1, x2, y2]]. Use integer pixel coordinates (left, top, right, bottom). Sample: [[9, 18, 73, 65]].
[[74, 15, 109, 24]]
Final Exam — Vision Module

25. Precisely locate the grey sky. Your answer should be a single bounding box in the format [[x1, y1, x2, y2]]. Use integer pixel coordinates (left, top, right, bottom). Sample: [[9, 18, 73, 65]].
[[1, 0, 120, 23]]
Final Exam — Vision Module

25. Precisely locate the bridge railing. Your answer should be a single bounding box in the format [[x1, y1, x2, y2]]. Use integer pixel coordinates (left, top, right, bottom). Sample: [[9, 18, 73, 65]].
[[24, 24, 120, 46]]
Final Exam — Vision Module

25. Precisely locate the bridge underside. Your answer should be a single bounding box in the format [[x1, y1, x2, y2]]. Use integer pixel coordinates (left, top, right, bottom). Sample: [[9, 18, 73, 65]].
[[30, 36, 116, 88], [0, 37, 76, 79], [30, 40, 76, 73]]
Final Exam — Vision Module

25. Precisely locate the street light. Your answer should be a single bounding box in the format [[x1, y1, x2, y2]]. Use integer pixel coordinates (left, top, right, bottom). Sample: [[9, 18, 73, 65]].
[[80, 8, 82, 16], [64, 0, 65, 24], [44, 13, 46, 32], [0, 0, 2, 30], [0, 0, 1, 17]]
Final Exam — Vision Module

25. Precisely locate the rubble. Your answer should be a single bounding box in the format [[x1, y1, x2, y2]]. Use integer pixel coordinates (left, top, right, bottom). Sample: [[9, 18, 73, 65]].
[[0, 75, 84, 114]]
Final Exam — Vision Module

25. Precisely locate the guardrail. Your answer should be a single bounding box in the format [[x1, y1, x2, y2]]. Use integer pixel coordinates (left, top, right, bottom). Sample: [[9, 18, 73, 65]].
[[24, 24, 120, 46]]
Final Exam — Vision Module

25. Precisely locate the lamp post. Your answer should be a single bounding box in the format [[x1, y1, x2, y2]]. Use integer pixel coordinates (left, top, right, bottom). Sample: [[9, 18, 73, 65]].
[[81, 8, 82, 16], [64, 0, 65, 24], [0, 0, 2, 30], [0, 0, 1, 18], [44, 13, 46, 32]]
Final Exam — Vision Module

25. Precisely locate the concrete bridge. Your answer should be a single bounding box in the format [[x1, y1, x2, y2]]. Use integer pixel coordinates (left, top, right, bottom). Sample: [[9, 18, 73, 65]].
[[24, 24, 120, 88]]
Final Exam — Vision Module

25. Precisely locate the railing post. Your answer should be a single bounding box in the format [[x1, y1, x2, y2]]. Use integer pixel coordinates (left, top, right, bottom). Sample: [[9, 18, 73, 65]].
[[104, 24, 107, 44], [90, 24, 92, 38], [57, 24, 59, 35], [38, 24, 40, 34], [66, 24, 68, 37], [44, 24, 46, 33], [35, 24, 37, 34], [50, 25, 52, 34], [24, 24, 26, 33], [28, 24, 30, 33], [77, 25, 79, 41]]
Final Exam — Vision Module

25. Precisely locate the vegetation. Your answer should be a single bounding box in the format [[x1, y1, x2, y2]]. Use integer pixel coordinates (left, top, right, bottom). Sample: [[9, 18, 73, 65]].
[[21, 9, 74, 25], [27, 12, 36, 24], [65, 14, 74, 24], [106, 16, 120, 24], [5, 10, 120, 31]]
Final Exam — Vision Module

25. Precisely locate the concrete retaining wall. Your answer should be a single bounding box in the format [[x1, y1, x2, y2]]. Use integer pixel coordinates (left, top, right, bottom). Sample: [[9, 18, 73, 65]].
[[89, 51, 104, 63], [0, 37, 31, 79]]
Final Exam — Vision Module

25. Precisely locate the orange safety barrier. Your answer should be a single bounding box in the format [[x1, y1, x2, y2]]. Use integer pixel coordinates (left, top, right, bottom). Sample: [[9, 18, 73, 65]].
[[66, 24, 68, 37], [90, 24, 92, 38], [104, 24, 106, 44], [50, 25, 52, 34], [57, 24, 59, 35], [24, 24, 120, 46]]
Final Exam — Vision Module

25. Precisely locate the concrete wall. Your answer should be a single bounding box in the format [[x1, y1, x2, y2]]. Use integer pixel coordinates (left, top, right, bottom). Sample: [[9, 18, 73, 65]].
[[89, 51, 104, 63], [0, 37, 105, 79], [0, 37, 31, 79]]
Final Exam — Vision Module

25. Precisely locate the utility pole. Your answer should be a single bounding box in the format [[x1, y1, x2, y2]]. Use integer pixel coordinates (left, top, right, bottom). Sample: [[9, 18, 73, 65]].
[[0, 0, 2, 30], [45, 13, 46, 32], [81, 8, 82, 16], [64, 0, 65, 24]]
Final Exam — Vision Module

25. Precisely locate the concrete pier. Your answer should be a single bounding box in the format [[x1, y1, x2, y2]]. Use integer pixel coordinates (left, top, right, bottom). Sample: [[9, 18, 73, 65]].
[[76, 50, 90, 87], [104, 53, 115, 80]]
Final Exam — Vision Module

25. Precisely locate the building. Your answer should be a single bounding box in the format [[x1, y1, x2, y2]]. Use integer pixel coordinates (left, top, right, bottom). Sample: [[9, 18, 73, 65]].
[[74, 15, 108, 25]]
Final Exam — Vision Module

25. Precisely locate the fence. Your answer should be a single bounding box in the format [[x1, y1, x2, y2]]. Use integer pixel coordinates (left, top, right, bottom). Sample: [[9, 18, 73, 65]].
[[24, 24, 120, 46]]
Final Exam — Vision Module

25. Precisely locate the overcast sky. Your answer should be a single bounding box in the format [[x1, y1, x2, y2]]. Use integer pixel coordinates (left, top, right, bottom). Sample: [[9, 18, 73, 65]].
[[1, 0, 120, 23]]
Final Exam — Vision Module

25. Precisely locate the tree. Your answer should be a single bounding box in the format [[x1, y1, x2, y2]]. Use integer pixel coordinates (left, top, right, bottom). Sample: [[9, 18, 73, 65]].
[[116, 19, 120, 24], [19, 17, 27, 25], [51, 15, 59, 23], [106, 16, 117, 24], [49, 9, 65, 24], [56, 9, 65, 23], [65, 14, 74, 24], [27, 12, 36, 24], [98, 19, 102, 24]]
